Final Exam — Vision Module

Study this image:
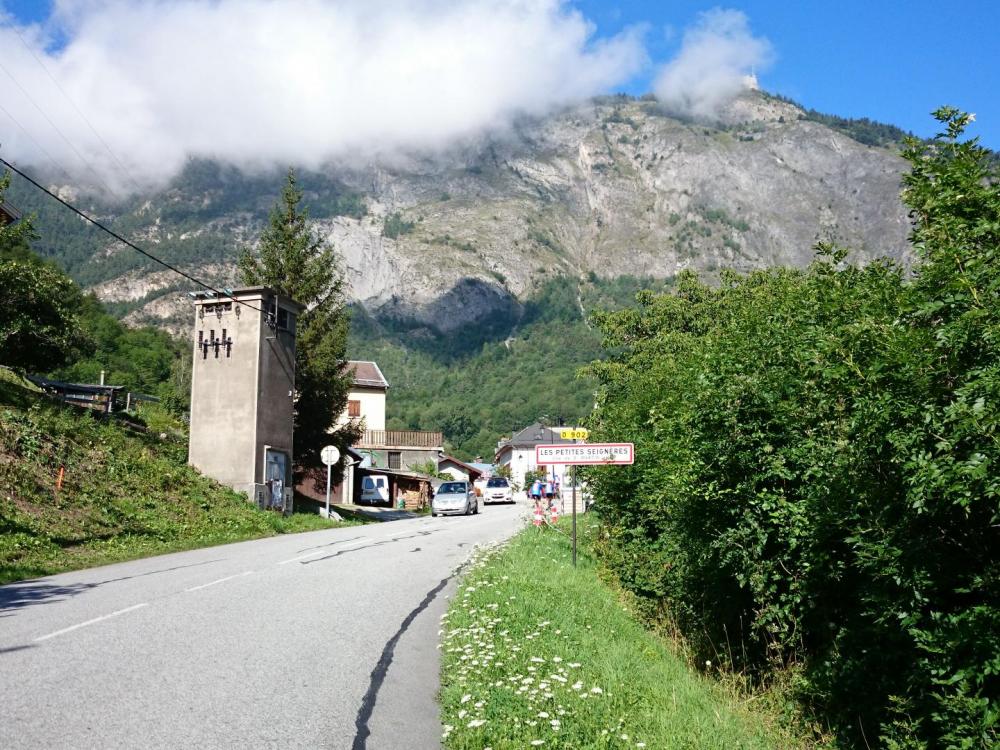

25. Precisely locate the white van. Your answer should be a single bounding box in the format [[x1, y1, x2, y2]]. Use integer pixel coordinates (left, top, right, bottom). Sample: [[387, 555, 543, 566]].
[[360, 474, 390, 505]]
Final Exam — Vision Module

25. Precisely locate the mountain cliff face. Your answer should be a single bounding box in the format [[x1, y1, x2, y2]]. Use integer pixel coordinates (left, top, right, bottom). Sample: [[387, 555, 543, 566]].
[[15, 91, 912, 335]]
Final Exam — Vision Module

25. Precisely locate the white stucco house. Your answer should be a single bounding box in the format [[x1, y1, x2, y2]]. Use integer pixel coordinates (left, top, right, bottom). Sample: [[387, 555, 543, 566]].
[[338, 360, 389, 432], [494, 422, 574, 492]]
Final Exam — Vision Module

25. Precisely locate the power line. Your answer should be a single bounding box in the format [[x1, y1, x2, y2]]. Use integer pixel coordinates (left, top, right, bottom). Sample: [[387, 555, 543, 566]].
[[10, 24, 144, 195], [0, 156, 266, 316], [0, 100, 79, 184], [0, 58, 123, 201]]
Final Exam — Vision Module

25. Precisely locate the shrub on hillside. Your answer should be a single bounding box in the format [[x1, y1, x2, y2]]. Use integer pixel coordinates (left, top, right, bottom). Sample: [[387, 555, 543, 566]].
[[585, 109, 999, 747]]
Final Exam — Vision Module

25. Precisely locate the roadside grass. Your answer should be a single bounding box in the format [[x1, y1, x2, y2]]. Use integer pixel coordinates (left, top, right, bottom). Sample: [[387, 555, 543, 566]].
[[0, 370, 362, 584], [439, 519, 812, 749]]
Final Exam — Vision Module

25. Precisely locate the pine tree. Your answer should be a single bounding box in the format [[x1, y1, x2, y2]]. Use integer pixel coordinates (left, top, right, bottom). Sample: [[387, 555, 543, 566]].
[[238, 169, 358, 476]]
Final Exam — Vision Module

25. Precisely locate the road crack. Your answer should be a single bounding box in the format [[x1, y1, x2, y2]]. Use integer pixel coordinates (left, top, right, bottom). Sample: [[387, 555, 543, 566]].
[[350, 575, 452, 750]]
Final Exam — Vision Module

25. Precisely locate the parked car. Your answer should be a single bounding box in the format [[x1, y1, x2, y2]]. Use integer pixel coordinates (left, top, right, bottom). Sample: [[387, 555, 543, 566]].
[[483, 476, 513, 504], [360, 474, 390, 506], [431, 480, 480, 516]]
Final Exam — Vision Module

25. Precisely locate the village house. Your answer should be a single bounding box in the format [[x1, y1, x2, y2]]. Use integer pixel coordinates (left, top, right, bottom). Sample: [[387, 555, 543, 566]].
[[299, 360, 445, 506], [494, 421, 574, 491], [340, 360, 388, 432], [437, 454, 483, 483]]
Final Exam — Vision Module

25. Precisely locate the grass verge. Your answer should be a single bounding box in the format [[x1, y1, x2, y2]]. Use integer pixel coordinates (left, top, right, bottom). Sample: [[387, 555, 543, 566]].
[[0, 370, 363, 584], [439, 517, 811, 749]]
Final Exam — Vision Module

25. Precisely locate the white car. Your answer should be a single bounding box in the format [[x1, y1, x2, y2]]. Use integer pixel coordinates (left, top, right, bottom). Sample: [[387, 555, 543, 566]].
[[482, 476, 513, 504], [360, 474, 390, 506]]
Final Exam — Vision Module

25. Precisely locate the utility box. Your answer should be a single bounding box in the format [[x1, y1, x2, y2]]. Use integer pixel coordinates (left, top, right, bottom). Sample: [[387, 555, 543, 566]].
[[187, 286, 304, 509]]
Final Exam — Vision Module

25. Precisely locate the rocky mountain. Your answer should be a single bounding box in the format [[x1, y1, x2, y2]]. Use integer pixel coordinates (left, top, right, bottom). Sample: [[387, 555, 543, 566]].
[[11, 90, 912, 335]]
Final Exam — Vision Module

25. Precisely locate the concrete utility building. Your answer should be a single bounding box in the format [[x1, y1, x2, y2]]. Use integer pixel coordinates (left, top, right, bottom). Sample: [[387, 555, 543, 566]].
[[187, 287, 303, 509]]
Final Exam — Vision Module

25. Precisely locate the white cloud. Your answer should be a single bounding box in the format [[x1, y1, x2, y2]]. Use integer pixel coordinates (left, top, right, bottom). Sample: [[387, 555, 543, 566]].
[[653, 8, 772, 120], [0, 0, 647, 192]]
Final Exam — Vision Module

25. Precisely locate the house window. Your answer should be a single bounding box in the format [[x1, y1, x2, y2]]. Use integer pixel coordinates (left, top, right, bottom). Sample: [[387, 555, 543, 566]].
[[348, 399, 361, 418], [388, 451, 401, 470]]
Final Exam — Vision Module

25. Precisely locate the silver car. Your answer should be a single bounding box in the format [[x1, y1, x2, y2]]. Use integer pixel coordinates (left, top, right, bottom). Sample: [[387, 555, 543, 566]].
[[431, 481, 480, 516]]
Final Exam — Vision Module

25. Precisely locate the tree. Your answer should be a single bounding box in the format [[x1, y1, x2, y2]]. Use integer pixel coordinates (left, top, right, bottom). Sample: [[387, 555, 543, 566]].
[[238, 169, 358, 476], [0, 172, 92, 372], [583, 109, 1000, 747]]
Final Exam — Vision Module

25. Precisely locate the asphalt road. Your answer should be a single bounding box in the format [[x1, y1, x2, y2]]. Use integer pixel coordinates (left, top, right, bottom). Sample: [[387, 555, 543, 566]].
[[0, 502, 526, 749]]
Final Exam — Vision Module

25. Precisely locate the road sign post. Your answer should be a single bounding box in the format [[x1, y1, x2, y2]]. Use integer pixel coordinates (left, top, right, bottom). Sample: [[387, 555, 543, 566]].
[[320, 445, 341, 521], [536, 442, 634, 566], [572, 467, 577, 567]]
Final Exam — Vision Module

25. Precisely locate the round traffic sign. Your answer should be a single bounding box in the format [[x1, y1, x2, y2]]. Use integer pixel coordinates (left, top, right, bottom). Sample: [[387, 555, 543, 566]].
[[320, 445, 341, 466]]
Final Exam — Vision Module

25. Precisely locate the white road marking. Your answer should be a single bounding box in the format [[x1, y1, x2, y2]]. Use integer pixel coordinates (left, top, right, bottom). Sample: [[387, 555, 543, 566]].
[[34, 603, 149, 642], [185, 571, 255, 592], [277, 537, 371, 565]]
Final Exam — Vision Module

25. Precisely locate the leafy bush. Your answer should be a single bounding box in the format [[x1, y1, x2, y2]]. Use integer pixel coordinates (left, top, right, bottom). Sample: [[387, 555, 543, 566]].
[[585, 109, 999, 748], [0, 260, 94, 372]]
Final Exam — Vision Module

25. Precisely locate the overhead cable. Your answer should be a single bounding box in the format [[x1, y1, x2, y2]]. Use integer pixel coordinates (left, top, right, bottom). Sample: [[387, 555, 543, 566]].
[[10, 25, 144, 195], [0, 58, 123, 201], [0, 156, 265, 315]]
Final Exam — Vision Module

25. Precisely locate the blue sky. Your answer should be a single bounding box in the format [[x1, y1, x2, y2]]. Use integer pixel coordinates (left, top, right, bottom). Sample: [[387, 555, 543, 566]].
[[573, 1, 1000, 147], [5, 0, 998, 146], [2, 0, 997, 184]]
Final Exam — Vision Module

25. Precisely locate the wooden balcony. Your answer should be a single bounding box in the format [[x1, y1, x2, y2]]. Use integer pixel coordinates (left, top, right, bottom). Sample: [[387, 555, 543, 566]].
[[357, 429, 443, 449]]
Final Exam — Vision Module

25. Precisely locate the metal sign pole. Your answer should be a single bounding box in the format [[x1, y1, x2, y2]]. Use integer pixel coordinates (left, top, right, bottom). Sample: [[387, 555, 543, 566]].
[[326, 462, 332, 519], [320, 445, 341, 521], [572, 472, 577, 568]]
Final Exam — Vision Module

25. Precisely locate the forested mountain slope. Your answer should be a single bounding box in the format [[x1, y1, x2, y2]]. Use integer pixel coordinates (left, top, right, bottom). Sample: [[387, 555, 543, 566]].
[[8, 90, 911, 338]]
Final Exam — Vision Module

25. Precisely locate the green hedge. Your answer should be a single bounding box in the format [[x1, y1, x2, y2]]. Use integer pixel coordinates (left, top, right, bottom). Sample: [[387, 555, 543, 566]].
[[585, 109, 999, 748]]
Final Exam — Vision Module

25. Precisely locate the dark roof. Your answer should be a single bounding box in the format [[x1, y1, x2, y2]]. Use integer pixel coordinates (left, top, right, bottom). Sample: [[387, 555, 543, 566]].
[[0, 201, 21, 225], [357, 466, 433, 481], [27, 375, 125, 394], [496, 422, 574, 455], [347, 360, 389, 390]]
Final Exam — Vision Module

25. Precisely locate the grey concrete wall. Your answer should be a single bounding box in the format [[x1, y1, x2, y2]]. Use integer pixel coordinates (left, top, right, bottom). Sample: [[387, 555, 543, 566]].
[[188, 289, 299, 497], [188, 298, 262, 491], [253, 324, 296, 484]]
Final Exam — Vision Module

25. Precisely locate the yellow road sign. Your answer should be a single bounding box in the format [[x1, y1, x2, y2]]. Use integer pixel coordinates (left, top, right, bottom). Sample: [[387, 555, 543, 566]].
[[558, 428, 589, 440]]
